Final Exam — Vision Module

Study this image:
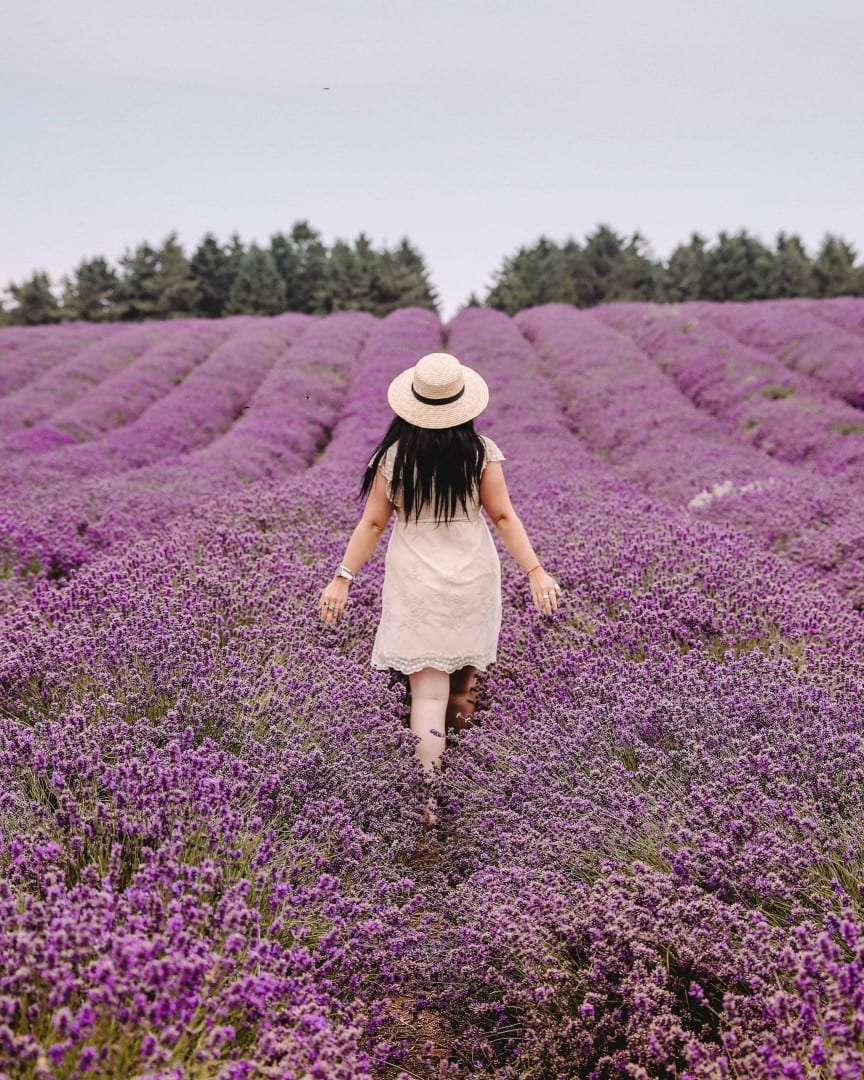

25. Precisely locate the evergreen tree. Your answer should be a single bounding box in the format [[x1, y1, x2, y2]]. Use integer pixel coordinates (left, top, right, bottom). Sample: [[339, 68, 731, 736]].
[[394, 238, 439, 310], [110, 232, 200, 320], [770, 233, 815, 297], [190, 233, 237, 318], [313, 234, 377, 313], [368, 238, 438, 315], [486, 237, 575, 313], [700, 230, 774, 301], [110, 241, 162, 320], [561, 239, 597, 307], [226, 244, 287, 315], [269, 221, 327, 312], [812, 234, 858, 296], [582, 224, 629, 304], [662, 233, 708, 301], [485, 227, 659, 311], [608, 230, 662, 301], [4, 271, 61, 325], [154, 232, 199, 317], [60, 256, 118, 321]]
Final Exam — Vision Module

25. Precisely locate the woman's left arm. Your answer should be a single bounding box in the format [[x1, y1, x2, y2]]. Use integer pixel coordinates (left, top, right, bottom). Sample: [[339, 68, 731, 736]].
[[319, 470, 395, 623]]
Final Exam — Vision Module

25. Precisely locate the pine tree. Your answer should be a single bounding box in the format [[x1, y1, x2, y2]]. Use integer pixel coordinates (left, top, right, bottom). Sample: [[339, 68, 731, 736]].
[[226, 244, 287, 315], [486, 237, 575, 313], [5, 271, 61, 325], [60, 256, 118, 321], [700, 230, 775, 301], [561, 240, 597, 307], [770, 233, 815, 297], [812, 234, 858, 296], [608, 231, 662, 301], [110, 241, 162, 320], [582, 224, 628, 304], [108, 233, 198, 320], [190, 233, 237, 318], [368, 239, 438, 315], [662, 233, 708, 301], [269, 221, 327, 312], [155, 232, 199, 317], [313, 235, 377, 314]]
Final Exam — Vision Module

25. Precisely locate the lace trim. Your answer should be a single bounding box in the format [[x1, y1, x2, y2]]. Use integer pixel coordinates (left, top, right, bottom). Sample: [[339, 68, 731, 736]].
[[372, 653, 496, 676]]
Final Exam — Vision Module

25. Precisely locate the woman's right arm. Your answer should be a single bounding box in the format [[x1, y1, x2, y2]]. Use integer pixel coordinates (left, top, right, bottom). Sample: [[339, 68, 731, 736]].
[[479, 461, 560, 613]]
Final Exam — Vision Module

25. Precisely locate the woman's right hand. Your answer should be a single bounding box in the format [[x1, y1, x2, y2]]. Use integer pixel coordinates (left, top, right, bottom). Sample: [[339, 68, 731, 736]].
[[528, 566, 562, 614]]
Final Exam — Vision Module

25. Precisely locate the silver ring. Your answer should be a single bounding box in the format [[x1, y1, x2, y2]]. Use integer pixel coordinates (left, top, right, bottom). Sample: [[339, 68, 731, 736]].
[[542, 592, 551, 598]]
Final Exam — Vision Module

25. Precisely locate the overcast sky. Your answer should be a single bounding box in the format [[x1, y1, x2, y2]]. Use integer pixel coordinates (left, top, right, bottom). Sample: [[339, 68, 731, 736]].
[[2, 0, 862, 318]]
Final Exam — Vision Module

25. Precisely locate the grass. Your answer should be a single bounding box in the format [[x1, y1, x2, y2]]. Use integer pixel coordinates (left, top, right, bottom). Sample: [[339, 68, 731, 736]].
[[831, 420, 864, 435]]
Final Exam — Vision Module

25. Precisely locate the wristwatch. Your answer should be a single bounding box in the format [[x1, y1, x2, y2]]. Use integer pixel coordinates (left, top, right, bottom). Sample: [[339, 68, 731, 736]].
[[334, 564, 355, 582]]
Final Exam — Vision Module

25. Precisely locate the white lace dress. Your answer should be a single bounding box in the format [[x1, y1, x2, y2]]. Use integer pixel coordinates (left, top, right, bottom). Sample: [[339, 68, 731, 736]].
[[370, 434, 506, 675]]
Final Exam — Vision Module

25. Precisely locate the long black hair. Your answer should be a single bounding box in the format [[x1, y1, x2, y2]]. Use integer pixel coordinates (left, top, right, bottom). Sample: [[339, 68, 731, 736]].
[[360, 415, 486, 524]]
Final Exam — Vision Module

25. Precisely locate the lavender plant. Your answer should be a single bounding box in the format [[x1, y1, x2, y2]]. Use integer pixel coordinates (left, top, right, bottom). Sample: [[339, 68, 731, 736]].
[[1, 300, 862, 1078]]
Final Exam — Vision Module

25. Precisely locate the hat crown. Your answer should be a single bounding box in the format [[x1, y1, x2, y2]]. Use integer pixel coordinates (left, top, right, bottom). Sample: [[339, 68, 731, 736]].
[[386, 350, 489, 429], [413, 352, 464, 400]]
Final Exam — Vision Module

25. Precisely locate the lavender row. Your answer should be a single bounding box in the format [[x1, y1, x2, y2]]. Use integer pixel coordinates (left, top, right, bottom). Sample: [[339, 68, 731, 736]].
[[802, 296, 864, 338], [407, 306, 864, 1077], [1, 319, 240, 456], [2, 304, 863, 1076], [0, 313, 370, 579], [595, 300, 864, 483], [0, 322, 115, 399], [0, 322, 175, 435], [690, 297, 864, 410], [0, 315, 311, 500], [517, 303, 864, 608], [0, 309, 446, 1078]]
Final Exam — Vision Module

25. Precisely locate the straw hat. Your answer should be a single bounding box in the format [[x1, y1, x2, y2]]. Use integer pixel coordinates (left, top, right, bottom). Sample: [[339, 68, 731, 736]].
[[387, 352, 489, 429]]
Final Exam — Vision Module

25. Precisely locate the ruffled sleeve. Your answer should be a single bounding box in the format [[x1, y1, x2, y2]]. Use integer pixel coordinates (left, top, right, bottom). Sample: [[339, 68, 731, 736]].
[[368, 443, 397, 483], [480, 435, 506, 473]]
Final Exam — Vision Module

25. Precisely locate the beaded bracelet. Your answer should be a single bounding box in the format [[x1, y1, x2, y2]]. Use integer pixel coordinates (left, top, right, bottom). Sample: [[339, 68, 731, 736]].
[[525, 563, 541, 575]]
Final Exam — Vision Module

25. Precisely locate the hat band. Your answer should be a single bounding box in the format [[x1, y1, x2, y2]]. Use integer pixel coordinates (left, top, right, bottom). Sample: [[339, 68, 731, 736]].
[[411, 382, 465, 406]]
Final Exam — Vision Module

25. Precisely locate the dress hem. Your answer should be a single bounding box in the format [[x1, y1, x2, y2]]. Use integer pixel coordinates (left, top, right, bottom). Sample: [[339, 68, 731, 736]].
[[371, 654, 496, 676]]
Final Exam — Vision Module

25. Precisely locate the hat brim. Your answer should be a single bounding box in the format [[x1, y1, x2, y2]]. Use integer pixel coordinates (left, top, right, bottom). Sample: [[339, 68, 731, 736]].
[[386, 364, 489, 429]]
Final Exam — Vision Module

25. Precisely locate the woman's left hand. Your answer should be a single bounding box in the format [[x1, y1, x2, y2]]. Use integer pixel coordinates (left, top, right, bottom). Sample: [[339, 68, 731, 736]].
[[319, 578, 350, 623], [529, 567, 562, 614]]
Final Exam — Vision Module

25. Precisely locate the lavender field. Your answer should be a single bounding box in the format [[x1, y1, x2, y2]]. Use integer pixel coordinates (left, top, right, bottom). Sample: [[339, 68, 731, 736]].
[[2, 297, 864, 1079]]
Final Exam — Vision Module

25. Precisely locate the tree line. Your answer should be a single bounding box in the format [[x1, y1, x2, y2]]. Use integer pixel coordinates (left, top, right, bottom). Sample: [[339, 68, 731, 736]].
[[0, 222, 438, 326], [477, 225, 864, 314], [3, 222, 863, 326]]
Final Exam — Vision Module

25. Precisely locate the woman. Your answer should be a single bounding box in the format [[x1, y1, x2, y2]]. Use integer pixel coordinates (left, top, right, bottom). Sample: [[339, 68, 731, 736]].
[[318, 351, 560, 825]]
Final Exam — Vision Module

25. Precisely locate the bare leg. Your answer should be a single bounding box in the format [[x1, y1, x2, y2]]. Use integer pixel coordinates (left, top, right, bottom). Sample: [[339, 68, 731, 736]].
[[446, 664, 478, 734], [408, 667, 450, 825]]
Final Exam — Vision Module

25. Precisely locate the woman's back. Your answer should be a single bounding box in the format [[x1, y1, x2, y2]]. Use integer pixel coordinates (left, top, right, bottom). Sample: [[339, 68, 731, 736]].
[[374, 433, 505, 525], [369, 432, 506, 673]]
